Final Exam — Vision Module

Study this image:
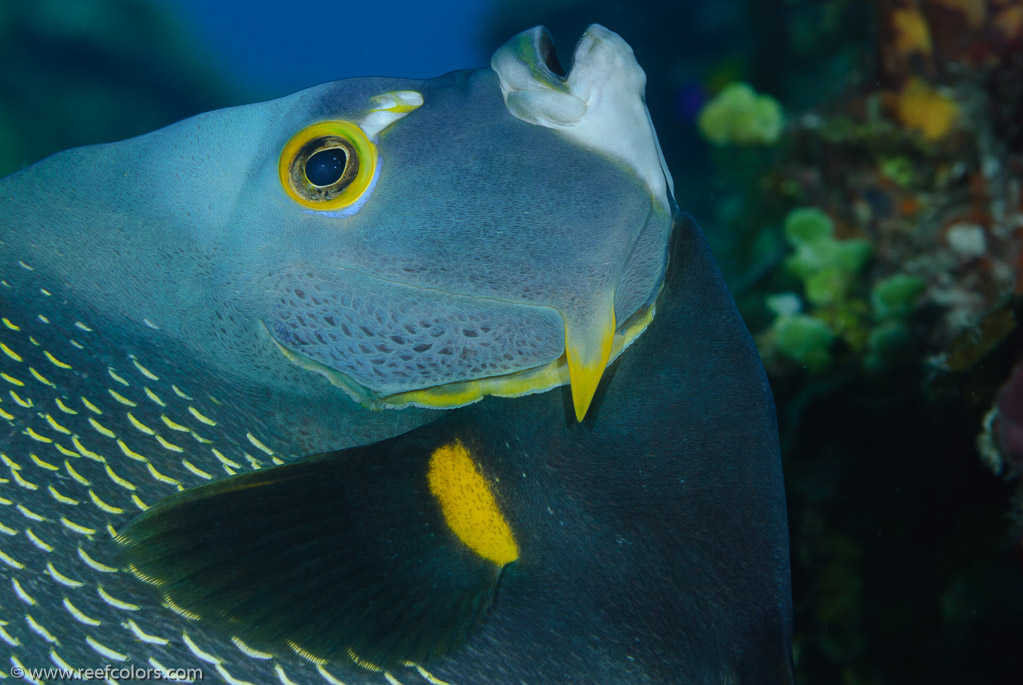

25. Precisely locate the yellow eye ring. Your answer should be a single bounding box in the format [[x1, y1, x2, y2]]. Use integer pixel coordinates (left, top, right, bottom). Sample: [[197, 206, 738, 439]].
[[278, 121, 377, 211]]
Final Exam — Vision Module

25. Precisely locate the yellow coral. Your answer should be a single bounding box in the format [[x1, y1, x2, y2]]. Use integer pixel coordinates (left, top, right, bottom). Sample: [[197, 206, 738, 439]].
[[891, 5, 933, 56], [890, 78, 958, 141]]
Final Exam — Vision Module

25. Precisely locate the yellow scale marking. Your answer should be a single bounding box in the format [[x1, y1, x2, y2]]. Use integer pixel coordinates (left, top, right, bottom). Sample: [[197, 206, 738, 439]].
[[246, 432, 274, 456], [61, 516, 98, 535], [88, 416, 116, 439], [232, 636, 273, 659], [73, 435, 104, 461], [10, 389, 32, 407], [12, 469, 39, 489], [89, 489, 124, 515], [317, 664, 348, 685], [132, 358, 159, 380], [98, 584, 139, 611], [44, 350, 71, 369], [1, 341, 23, 362], [128, 564, 162, 587], [0, 547, 26, 569], [145, 386, 167, 406], [81, 396, 102, 414], [127, 411, 155, 435], [173, 384, 192, 399], [0, 520, 16, 535], [180, 633, 217, 665], [131, 493, 149, 510], [64, 597, 101, 626], [26, 528, 54, 552], [2, 371, 24, 386], [65, 460, 91, 486], [188, 405, 216, 425], [0, 625, 21, 647], [2, 317, 19, 331], [156, 434, 184, 452], [384, 673, 405, 685], [48, 485, 79, 505], [13, 577, 37, 604], [220, 663, 257, 685], [427, 440, 519, 566], [54, 397, 78, 414], [74, 321, 93, 332], [26, 614, 59, 644], [190, 430, 212, 444], [0, 406, 13, 420], [345, 647, 381, 671], [85, 634, 127, 661], [290, 641, 329, 666], [212, 448, 240, 469], [25, 426, 52, 443], [18, 504, 47, 521], [30, 453, 58, 470], [53, 442, 78, 458], [45, 413, 72, 434], [182, 460, 213, 480], [8, 658, 32, 685], [107, 367, 130, 386], [117, 438, 148, 463], [124, 618, 168, 645], [109, 389, 137, 407], [276, 664, 300, 685], [37, 313, 49, 323], [78, 547, 117, 573], [46, 561, 84, 587], [29, 367, 54, 387], [161, 414, 190, 432], [50, 650, 76, 673], [104, 463, 136, 491]]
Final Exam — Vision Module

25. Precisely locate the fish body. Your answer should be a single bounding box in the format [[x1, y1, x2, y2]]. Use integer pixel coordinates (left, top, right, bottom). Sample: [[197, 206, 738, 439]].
[[0, 24, 792, 684]]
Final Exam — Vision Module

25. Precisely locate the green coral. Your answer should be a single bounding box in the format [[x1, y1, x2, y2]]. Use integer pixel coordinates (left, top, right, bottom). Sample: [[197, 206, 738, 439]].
[[783, 208, 871, 305], [698, 82, 784, 146], [771, 312, 836, 372], [870, 274, 925, 320], [759, 208, 873, 371], [758, 208, 927, 373]]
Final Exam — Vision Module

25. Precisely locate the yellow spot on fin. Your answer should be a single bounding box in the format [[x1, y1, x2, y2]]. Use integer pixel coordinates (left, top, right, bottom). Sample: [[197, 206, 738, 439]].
[[427, 440, 518, 566]]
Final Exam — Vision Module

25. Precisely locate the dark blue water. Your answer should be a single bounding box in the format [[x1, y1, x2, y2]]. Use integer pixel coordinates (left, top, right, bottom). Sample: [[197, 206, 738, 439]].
[[152, 0, 495, 96]]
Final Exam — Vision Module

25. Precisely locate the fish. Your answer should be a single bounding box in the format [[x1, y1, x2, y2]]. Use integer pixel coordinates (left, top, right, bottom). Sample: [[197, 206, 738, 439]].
[[0, 24, 792, 684]]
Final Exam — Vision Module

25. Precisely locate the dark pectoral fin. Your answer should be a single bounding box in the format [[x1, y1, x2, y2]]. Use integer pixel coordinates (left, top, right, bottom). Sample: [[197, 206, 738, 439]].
[[116, 431, 518, 670]]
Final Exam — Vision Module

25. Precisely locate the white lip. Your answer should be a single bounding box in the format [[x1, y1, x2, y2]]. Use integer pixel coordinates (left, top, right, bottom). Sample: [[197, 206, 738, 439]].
[[491, 24, 674, 210]]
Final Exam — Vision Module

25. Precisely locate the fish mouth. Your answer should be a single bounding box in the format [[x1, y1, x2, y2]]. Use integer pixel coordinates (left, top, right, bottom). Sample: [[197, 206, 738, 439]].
[[266, 299, 656, 411]]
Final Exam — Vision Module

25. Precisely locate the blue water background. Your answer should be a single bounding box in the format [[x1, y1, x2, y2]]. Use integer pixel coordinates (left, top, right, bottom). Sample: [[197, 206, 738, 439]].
[[152, 0, 496, 97]]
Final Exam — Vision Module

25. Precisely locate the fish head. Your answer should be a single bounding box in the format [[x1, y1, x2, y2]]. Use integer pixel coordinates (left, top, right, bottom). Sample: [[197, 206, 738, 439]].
[[0, 25, 673, 426], [241, 24, 675, 420]]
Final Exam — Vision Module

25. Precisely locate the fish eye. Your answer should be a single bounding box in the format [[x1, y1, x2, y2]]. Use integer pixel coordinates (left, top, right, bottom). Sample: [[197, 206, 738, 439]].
[[279, 121, 377, 211]]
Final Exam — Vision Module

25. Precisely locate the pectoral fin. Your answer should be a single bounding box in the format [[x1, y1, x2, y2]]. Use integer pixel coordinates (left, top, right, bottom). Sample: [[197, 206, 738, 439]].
[[117, 431, 517, 670]]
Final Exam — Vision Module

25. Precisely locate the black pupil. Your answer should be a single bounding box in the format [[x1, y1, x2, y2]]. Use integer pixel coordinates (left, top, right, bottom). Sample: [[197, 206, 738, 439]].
[[305, 148, 347, 187]]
